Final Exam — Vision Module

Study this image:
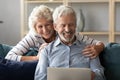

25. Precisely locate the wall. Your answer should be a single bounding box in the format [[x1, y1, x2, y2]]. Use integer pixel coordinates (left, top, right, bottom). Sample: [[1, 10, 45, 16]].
[[0, 0, 21, 46]]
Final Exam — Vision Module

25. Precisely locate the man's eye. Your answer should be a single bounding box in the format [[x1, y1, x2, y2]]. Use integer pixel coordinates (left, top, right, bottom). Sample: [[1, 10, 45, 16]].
[[61, 24, 65, 27], [69, 24, 74, 27]]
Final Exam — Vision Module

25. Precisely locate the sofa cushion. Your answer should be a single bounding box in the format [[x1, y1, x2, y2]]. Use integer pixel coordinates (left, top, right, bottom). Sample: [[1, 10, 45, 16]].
[[0, 44, 12, 58], [100, 43, 120, 80], [0, 44, 38, 80], [0, 56, 38, 80], [0, 44, 38, 58]]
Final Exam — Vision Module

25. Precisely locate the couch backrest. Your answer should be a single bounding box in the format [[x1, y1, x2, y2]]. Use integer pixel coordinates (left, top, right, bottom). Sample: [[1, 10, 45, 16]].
[[100, 43, 120, 80], [1, 43, 120, 80]]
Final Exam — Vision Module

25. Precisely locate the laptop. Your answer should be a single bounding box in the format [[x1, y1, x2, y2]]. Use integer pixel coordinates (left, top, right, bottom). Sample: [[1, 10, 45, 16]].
[[47, 67, 91, 80]]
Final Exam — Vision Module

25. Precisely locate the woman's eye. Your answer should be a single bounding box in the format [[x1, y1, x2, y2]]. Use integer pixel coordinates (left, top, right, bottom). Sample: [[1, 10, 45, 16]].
[[45, 24, 49, 27], [46, 23, 52, 27], [38, 26, 42, 28]]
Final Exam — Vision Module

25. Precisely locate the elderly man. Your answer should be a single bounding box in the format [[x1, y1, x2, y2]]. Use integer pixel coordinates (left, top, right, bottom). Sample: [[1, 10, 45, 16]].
[[34, 5, 105, 80]]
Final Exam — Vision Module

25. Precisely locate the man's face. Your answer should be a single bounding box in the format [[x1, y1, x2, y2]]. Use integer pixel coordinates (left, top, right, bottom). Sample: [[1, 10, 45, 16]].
[[54, 14, 76, 43]]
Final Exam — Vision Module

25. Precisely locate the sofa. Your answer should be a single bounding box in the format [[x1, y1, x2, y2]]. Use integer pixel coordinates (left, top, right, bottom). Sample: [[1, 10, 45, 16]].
[[100, 43, 120, 80], [0, 44, 38, 80], [0, 43, 120, 80]]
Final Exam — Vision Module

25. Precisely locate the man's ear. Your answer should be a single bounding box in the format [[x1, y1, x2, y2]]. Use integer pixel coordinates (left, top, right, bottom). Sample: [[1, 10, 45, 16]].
[[53, 24, 57, 31]]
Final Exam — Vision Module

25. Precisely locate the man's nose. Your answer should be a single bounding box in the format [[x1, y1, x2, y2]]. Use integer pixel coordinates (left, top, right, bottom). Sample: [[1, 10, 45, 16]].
[[65, 25, 70, 32]]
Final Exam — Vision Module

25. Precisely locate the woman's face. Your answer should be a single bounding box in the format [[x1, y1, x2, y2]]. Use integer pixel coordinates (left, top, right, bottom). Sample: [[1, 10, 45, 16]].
[[35, 18, 54, 40]]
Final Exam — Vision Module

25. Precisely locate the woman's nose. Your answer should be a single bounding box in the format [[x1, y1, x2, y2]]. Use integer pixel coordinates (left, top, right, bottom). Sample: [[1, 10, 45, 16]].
[[42, 26, 48, 33]]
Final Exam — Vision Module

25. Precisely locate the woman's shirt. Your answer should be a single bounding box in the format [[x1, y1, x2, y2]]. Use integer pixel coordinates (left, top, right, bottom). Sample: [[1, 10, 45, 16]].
[[5, 31, 45, 61]]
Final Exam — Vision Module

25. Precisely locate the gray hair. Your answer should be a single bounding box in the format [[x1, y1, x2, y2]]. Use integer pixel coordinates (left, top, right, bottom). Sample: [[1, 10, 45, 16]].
[[53, 5, 76, 24], [29, 5, 53, 35]]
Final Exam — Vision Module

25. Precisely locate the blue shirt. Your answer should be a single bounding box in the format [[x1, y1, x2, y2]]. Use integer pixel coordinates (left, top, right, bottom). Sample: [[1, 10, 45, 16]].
[[35, 36, 105, 80]]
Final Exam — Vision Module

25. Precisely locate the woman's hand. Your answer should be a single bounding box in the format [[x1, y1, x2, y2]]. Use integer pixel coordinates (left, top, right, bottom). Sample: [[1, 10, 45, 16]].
[[82, 45, 99, 59], [82, 42, 104, 59], [37, 43, 48, 57]]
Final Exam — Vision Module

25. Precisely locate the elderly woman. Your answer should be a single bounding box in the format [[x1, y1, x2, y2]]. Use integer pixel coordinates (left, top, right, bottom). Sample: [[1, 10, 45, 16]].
[[5, 5, 56, 61]]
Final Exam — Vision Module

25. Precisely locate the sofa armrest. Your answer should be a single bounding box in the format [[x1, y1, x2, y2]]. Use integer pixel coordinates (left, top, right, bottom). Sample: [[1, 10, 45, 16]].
[[100, 43, 120, 80]]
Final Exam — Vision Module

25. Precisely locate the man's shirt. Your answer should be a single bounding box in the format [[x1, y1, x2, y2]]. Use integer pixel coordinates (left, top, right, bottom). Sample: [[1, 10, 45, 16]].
[[35, 36, 105, 80]]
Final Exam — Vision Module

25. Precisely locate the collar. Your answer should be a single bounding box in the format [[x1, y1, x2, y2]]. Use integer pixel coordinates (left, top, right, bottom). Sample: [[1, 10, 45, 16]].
[[54, 35, 81, 47], [54, 36, 61, 47]]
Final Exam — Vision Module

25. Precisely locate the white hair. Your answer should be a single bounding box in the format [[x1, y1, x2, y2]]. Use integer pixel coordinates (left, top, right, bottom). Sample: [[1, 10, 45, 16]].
[[53, 5, 76, 24], [28, 5, 53, 35]]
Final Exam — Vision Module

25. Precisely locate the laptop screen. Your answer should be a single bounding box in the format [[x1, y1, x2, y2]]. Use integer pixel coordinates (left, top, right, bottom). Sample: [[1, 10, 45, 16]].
[[47, 67, 91, 80]]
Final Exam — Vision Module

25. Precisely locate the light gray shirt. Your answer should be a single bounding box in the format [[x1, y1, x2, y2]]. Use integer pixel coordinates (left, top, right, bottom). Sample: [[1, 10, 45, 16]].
[[35, 36, 105, 80]]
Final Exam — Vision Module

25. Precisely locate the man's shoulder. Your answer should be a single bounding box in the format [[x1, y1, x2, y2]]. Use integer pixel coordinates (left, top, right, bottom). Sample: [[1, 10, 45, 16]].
[[45, 37, 60, 50]]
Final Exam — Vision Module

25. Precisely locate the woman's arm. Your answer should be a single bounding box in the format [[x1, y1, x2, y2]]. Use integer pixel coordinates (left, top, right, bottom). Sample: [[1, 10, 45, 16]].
[[5, 32, 38, 61], [76, 32, 104, 58]]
